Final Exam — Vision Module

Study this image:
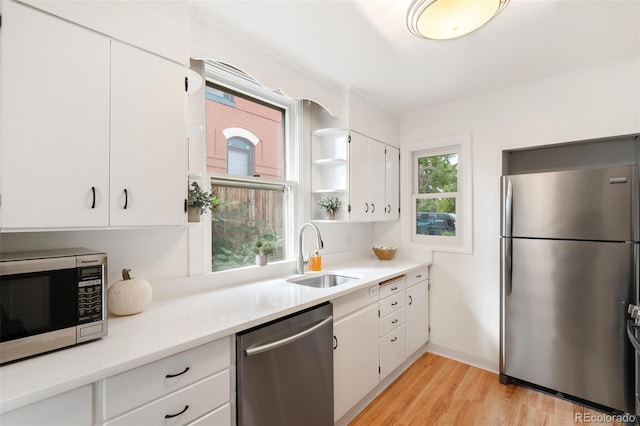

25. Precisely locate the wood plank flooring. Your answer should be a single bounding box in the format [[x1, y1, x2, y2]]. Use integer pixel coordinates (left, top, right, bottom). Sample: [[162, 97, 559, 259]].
[[349, 353, 624, 426]]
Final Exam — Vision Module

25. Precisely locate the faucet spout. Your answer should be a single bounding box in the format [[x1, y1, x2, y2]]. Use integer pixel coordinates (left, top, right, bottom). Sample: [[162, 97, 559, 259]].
[[297, 223, 323, 274]]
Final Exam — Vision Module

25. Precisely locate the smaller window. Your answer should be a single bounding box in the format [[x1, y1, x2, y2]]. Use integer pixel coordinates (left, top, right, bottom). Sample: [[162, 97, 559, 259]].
[[402, 134, 473, 254]]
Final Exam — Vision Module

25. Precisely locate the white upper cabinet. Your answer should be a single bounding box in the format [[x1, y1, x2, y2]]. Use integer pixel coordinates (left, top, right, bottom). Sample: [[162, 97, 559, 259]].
[[0, 2, 186, 230], [310, 128, 399, 223], [0, 0, 111, 228], [385, 145, 400, 221], [349, 132, 386, 222], [110, 42, 186, 227]]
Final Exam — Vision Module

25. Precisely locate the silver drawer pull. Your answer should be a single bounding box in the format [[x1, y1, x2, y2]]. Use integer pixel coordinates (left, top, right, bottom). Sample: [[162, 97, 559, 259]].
[[416, 274, 422, 278], [165, 405, 189, 419], [165, 367, 190, 378], [391, 319, 398, 324], [391, 301, 398, 306], [391, 337, 398, 342], [391, 286, 398, 291]]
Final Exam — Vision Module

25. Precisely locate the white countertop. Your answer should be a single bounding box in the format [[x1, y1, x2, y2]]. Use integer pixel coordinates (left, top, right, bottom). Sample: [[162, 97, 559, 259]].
[[0, 256, 431, 414]]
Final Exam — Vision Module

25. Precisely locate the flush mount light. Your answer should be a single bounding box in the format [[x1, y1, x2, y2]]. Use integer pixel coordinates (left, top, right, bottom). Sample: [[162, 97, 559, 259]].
[[407, 0, 510, 40]]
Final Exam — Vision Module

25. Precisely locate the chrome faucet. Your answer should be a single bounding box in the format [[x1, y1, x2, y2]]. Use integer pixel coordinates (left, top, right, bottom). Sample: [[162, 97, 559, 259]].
[[297, 223, 324, 274]]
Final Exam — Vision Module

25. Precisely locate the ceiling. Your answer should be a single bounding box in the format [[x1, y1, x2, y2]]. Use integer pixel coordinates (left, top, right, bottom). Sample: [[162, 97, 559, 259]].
[[193, 0, 640, 114]]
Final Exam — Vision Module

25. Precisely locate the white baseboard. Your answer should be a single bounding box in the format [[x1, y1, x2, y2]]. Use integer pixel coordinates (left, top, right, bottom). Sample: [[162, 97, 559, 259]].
[[426, 342, 499, 373]]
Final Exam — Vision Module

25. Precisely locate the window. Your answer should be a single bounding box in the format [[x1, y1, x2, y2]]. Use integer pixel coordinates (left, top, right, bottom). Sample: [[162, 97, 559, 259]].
[[402, 134, 473, 254], [204, 62, 298, 273], [226, 137, 254, 176]]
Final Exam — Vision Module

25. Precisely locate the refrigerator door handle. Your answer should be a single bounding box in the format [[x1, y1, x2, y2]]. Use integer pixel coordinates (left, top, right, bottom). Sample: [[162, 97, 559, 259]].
[[627, 320, 640, 354], [501, 177, 513, 237], [502, 237, 513, 297]]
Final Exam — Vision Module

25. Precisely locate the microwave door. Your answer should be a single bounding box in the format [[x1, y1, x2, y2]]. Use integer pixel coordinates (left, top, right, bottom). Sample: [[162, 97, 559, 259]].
[[0, 263, 78, 363]]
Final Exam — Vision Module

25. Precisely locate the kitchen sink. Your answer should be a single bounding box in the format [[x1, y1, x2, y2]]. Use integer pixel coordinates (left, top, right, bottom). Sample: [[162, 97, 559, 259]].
[[287, 273, 360, 288]]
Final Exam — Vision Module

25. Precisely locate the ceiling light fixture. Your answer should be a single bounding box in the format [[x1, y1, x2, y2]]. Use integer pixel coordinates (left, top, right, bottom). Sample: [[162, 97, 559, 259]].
[[407, 0, 510, 40]]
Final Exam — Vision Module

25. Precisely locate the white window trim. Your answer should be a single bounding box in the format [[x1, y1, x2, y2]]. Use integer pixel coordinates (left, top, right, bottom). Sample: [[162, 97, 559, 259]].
[[401, 133, 473, 254], [187, 61, 302, 278]]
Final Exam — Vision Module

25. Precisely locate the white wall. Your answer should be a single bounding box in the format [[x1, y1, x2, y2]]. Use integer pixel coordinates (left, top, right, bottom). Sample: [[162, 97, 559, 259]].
[[0, 228, 189, 285], [393, 58, 640, 371]]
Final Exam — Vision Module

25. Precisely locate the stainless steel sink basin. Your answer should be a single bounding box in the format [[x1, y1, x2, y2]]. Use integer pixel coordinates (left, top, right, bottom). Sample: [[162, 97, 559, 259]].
[[287, 273, 360, 288]]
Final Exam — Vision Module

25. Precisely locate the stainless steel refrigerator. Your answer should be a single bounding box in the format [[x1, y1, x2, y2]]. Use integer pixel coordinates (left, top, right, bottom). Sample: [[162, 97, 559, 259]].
[[500, 165, 638, 415]]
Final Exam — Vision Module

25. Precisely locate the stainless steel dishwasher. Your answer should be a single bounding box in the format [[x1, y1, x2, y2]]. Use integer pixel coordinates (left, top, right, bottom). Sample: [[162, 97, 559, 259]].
[[237, 303, 333, 426]]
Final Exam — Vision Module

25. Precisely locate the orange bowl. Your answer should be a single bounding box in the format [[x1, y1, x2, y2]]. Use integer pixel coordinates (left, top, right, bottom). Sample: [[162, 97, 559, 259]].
[[373, 247, 396, 260]]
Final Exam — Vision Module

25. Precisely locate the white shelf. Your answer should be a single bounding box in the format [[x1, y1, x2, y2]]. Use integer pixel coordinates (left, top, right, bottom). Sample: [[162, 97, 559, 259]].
[[312, 189, 347, 194], [312, 158, 347, 166], [311, 128, 347, 137]]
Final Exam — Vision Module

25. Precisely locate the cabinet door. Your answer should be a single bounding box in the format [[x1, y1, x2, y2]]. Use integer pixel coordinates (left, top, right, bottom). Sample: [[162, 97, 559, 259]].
[[385, 145, 400, 221], [0, 385, 93, 426], [349, 133, 386, 222], [379, 323, 407, 380], [110, 42, 186, 226], [1, 1, 110, 228], [369, 139, 386, 221], [348, 131, 370, 221], [406, 280, 430, 356], [333, 303, 379, 422]]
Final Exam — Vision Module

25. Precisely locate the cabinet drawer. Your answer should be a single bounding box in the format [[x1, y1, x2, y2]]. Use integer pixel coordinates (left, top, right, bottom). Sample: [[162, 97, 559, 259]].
[[187, 403, 231, 426], [378, 276, 405, 299], [105, 369, 230, 426], [379, 307, 405, 337], [379, 293, 405, 318], [379, 324, 407, 380], [406, 266, 429, 287], [104, 338, 230, 419]]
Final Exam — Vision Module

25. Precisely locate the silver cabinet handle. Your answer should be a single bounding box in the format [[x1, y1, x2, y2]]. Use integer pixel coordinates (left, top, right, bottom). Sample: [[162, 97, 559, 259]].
[[391, 286, 398, 291], [416, 274, 422, 279], [390, 337, 398, 342], [244, 316, 333, 356], [391, 319, 398, 324], [408, 295, 413, 306], [391, 301, 398, 306]]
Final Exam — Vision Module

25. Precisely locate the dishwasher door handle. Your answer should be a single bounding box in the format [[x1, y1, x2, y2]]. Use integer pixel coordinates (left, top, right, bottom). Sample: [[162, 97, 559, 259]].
[[244, 316, 333, 357]]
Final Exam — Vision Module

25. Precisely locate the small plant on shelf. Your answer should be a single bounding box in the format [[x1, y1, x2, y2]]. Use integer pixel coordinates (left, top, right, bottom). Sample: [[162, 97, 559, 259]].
[[187, 181, 221, 221], [319, 196, 342, 217]]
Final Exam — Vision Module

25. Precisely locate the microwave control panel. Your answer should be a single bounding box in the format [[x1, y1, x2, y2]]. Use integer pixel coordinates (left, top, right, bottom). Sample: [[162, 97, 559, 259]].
[[77, 265, 104, 324]]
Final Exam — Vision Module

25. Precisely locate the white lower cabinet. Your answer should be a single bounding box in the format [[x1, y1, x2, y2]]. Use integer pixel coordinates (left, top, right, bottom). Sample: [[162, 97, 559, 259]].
[[378, 275, 408, 380], [332, 287, 379, 422], [0, 385, 93, 426], [101, 337, 232, 426], [406, 280, 430, 356], [379, 323, 407, 379], [104, 371, 229, 426]]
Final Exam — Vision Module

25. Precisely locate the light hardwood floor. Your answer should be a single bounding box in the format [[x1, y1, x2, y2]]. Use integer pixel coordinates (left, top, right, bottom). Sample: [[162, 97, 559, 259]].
[[350, 353, 624, 426]]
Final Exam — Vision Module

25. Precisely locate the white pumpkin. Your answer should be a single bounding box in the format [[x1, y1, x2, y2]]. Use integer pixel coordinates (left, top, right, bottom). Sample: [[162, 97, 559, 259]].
[[107, 269, 153, 316]]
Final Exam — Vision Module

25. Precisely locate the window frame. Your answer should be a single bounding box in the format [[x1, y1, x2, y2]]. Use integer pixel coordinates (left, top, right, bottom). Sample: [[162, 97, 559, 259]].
[[200, 62, 301, 275], [401, 134, 473, 254]]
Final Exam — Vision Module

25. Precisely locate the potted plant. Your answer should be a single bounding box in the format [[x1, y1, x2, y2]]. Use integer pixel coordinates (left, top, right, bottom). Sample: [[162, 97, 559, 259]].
[[187, 181, 221, 222], [319, 196, 342, 220], [251, 233, 281, 266]]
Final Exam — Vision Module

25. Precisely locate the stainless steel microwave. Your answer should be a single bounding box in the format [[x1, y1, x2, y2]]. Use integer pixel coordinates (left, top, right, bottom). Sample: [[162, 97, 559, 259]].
[[0, 248, 107, 364]]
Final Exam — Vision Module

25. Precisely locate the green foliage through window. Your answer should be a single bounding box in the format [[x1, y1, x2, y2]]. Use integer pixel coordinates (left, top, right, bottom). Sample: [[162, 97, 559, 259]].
[[418, 153, 458, 194], [211, 184, 284, 272]]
